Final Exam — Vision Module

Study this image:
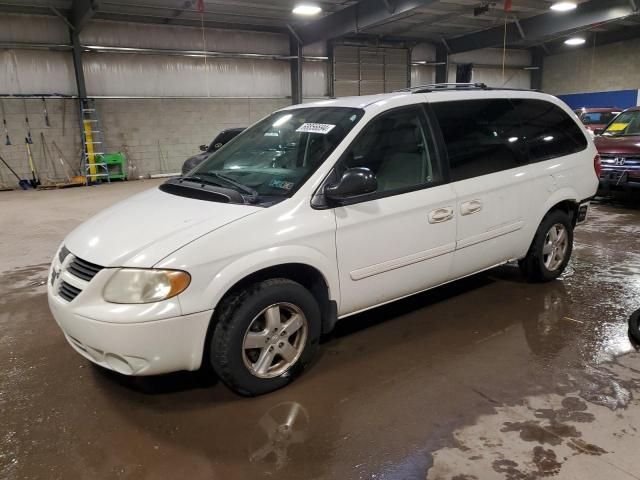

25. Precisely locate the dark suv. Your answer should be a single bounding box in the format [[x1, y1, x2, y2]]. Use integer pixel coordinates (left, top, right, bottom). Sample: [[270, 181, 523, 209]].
[[182, 127, 244, 175], [594, 107, 640, 193], [574, 107, 621, 135]]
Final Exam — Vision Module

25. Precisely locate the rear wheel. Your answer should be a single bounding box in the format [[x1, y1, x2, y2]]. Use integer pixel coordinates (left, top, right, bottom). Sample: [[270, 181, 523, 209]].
[[210, 278, 321, 396], [519, 210, 573, 282]]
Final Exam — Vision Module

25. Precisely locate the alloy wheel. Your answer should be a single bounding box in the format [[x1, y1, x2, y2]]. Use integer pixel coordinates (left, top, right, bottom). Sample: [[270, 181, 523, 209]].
[[242, 302, 308, 379], [542, 223, 569, 271]]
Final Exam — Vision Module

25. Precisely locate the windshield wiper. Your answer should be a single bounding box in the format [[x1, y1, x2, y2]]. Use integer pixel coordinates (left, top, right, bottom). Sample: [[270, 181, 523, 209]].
[[179, 175, 222, 187], [204, 172, 259, 201]]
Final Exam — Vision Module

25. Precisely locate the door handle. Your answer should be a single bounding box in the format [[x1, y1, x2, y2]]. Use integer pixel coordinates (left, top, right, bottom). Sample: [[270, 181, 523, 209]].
[[460, 200, 483, 216], [428, 207, 454, 224]]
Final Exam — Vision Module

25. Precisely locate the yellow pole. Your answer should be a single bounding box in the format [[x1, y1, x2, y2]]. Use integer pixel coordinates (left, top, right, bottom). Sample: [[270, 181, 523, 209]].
[[83, 119, 97, 182]]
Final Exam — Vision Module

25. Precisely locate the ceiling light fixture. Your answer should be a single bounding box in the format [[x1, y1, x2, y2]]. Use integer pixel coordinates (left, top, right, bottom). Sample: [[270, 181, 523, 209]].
[[564, 37, 586, 45], [550, 2, 577, 12], [292, 4, 322, 15]]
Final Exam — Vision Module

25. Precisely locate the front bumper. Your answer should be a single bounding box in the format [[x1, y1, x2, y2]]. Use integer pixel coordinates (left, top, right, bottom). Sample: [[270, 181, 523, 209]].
[[49, 292, 212, 375], [47, 249, 212, 376], [599, 170, 640, 192]]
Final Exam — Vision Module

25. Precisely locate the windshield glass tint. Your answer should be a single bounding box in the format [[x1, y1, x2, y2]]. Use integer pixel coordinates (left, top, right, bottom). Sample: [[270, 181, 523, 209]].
[[192, 107, 364, 197], [602, 111, 640, 136]]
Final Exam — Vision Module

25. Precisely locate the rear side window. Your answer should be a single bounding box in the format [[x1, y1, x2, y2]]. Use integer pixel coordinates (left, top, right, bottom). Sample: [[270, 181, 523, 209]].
[[510, 99, 587, 162], [431, 99, 527, 182]]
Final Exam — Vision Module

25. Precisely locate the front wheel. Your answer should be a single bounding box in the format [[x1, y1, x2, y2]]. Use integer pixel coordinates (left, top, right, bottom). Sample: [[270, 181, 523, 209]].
[[519, 210, 574, 283], [210, 278, 321, 396]]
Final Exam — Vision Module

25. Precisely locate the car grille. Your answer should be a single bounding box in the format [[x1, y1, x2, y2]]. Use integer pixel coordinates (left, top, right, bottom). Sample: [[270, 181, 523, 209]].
[[600, 155, 640, 178], [67, 256, 104, 282], [59, 281, 82, 302], [56, 248, 105, 302]]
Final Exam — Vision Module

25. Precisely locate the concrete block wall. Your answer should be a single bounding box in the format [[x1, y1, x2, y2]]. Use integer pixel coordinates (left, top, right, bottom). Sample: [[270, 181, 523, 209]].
[[0, 98, 81, 185], [97, 97, 290, 177], [0, 97, 290, 186], [543, 38, 640, 95]]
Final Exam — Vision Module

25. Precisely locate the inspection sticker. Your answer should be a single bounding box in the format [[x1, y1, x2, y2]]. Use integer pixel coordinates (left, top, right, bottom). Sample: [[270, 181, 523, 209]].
[[296, 123, 336, 134], [269, 179, 295, 190]]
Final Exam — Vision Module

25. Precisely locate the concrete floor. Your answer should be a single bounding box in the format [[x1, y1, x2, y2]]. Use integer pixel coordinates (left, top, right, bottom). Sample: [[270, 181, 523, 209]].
[[1, 181, 640, 480]]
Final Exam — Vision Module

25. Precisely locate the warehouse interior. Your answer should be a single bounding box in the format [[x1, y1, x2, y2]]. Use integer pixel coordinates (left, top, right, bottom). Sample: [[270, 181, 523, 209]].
[[1, 1, 640, 479]]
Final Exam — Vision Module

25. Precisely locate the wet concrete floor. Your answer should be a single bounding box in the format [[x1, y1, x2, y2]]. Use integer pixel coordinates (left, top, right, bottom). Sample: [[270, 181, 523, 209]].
[[1, 182, 640, 479]]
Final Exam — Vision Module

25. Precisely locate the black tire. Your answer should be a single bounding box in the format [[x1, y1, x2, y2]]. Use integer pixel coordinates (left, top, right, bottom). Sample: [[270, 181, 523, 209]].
[[210, 278, 321, 396], [519, 209, 574, 283], [628, 309, 640, 347]]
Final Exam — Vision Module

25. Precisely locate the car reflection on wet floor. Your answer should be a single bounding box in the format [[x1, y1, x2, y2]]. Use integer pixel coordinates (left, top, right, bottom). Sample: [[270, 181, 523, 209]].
[[1, 200, 640, 480]]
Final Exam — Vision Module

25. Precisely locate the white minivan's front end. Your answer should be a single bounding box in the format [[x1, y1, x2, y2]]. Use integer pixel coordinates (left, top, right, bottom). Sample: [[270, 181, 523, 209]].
[[47, 245, 213, 375], [46, 185, 265, 376]]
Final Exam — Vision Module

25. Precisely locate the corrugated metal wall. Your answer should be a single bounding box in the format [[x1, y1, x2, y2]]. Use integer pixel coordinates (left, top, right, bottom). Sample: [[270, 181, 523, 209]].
[[0, 13, 69, 44], [0, 14, 327, 98], [81, 20, 289, 54], [0, 50, 77, 95], [83, 53, 292, 97]]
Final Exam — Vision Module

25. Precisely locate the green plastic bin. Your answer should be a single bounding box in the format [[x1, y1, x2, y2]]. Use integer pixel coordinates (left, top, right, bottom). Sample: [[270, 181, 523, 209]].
[[97, 152, 127, 181]]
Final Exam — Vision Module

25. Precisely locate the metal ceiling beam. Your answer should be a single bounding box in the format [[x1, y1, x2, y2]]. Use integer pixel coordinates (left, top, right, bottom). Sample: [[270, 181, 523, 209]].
[[296, 0, 438, 45], [70, 0, 100, 32], [446, 0, 638, 54]]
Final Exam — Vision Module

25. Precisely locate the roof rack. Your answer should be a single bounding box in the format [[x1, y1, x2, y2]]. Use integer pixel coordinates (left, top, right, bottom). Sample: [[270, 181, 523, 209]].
[[396, 83, 536, 94]]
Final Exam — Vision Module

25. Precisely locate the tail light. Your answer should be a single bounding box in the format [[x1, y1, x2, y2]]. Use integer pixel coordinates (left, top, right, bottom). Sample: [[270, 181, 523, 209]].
[[594, 154, 602, 177]]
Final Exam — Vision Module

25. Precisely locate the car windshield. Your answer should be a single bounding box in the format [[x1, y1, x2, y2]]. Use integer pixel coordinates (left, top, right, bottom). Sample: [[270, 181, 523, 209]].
[[191, 107, 364, 200], [601, 110, 640, 137]]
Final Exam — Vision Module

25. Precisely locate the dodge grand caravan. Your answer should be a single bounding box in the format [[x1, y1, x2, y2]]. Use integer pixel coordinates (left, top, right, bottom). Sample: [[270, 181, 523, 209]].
[[48, 84, 599, 396]]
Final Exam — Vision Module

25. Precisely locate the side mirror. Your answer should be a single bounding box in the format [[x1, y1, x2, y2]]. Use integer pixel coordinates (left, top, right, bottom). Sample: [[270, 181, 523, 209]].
[[199, 144, 208, 152], [593, 128, 604, 136], [325, 167, 377, 203]]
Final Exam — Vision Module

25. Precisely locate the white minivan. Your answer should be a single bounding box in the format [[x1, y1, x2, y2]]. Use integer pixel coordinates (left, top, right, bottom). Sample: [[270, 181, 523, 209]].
[[48, 84, 599, 395]]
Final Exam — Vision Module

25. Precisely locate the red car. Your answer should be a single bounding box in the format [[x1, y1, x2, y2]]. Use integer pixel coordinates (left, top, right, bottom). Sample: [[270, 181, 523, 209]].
[[594, 107, 640, 193], [574, 107, 622, 135]]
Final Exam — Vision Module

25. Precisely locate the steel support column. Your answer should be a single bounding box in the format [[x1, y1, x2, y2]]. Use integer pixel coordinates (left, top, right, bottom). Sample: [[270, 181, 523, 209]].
[[435, 44, 449, 84], [530, 48, 544, 91], [290, 36, 303, 105], [70, 30, 87, 99]]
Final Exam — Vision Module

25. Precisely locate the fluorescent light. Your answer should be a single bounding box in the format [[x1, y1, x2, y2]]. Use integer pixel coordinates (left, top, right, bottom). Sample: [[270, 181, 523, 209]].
[[564, 37, 586, 45], [550, 2, 577, 11], [293, 4, 322, 15]]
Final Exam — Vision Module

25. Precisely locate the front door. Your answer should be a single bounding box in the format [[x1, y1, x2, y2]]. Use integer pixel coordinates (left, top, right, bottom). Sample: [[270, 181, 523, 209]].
[[332, 105, 457, 315]]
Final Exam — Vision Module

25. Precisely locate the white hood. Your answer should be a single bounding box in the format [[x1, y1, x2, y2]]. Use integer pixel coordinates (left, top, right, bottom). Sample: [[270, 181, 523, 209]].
[[64, 187, 261, 267]]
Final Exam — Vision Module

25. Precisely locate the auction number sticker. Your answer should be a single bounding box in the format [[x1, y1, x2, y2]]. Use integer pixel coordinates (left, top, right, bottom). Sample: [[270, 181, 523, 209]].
[[296, 123, 336, 134]]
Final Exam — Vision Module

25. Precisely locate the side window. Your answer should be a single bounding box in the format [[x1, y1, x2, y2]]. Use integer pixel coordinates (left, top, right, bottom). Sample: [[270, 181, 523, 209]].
[[342, 107, 441, 193], [510, 99, 588, 162], [431, 100, 527, 182]]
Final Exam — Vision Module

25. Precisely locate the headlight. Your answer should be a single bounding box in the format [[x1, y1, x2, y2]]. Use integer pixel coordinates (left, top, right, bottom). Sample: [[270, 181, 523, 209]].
[[103, 269, 191, 304]]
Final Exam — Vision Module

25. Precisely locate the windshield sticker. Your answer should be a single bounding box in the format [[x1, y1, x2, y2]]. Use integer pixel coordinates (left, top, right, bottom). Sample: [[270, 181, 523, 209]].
[[296, 123, 336, 135], [269, 179, 295, 190], [264, 132, 279, 137], [607, 123, 629, 132]]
